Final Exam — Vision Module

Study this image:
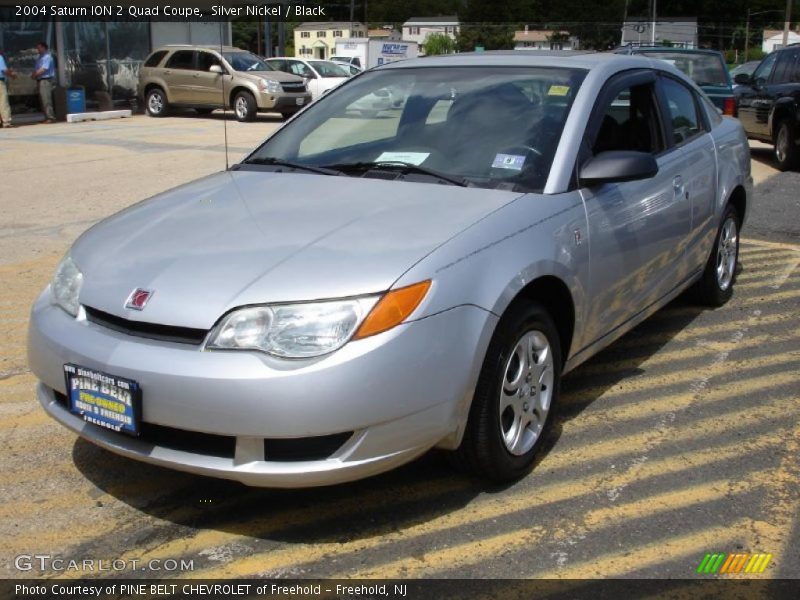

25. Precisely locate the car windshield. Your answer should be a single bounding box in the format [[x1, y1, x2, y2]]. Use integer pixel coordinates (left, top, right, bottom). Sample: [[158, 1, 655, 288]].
[[311, 61, 351, 77], [222, 52, 272, 72], [247, 66, 586, 193], [639, 51, 729, 87]]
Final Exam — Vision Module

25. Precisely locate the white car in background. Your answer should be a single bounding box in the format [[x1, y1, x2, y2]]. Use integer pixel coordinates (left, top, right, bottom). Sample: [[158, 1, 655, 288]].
[[265, 57, 350, 100]]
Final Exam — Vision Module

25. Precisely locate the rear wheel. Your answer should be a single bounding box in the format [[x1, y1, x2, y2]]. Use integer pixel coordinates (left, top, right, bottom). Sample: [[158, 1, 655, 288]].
[[233, 91, 257, 122], [692, 204, 740, 307], [145, 88, 168, 117], [450, 302, 561, 482], [774, 120, 799, 171]]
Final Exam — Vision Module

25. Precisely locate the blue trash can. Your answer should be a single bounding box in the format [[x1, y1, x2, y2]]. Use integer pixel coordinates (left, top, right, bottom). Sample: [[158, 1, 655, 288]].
[[66, 86, 85, 114]]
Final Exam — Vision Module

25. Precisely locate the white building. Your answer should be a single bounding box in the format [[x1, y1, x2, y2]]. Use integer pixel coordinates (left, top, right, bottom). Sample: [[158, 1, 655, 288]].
[[294, 22, 368, 60], [401, 17, 459, 46], [513, 29, 577, 51], [762, 29, 800, 52]]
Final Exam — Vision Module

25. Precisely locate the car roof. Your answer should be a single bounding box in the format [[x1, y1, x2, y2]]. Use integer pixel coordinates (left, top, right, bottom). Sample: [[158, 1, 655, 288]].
[[618, 46, 725, 57], [376, 50, 679, 72], [153, 45, 245, 53]]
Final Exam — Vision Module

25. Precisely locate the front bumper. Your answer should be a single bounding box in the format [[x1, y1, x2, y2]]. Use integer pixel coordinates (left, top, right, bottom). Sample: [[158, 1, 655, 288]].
[[28, 292, 495, 487], [257, 93, 312, 113]]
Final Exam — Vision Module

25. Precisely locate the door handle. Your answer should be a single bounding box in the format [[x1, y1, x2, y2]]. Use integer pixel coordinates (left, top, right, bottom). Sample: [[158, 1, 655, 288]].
[[672, 176, 689, 200]]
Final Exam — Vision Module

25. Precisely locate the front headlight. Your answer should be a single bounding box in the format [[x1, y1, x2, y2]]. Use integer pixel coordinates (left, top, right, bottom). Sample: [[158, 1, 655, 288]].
[[258, 78, 282, 93], [208, 297, 379, 358], [207, 280, 432, 359], [51, 254, 83, 317]]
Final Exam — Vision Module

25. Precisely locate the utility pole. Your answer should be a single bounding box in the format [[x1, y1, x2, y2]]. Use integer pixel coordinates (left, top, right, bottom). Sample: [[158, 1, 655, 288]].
[[783, 0, 792, 47], [651, 0, 657, 44], [745, 8, 750, 62]]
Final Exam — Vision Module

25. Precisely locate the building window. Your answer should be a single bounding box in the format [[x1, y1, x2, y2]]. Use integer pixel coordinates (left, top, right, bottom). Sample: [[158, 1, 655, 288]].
[[300, 31, 310, 38], [409, 27, 420, 35], [317, 31, 325, 38], [333, 30, 342, 37]]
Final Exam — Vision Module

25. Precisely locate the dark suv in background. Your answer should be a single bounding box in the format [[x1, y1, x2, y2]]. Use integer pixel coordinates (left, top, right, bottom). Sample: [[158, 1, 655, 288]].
[[734, 44, 800, 170]]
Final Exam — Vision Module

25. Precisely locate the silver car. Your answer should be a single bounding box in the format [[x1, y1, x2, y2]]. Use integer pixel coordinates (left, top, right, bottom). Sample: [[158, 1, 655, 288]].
[[28, 52, 752, 488]]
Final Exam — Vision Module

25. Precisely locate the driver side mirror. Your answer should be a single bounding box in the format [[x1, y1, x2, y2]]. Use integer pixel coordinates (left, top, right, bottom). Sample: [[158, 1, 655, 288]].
[[733, 73, 751, 85], [579, 151, 658, 186], [209, 65, 224, 75]]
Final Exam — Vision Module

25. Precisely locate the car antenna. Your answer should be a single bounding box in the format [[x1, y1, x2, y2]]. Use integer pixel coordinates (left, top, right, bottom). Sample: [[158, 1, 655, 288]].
[[220, 19, 230, 170]]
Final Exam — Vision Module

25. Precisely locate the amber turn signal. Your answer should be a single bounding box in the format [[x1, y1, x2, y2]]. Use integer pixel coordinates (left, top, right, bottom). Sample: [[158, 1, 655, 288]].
[[354, 280, 432, 339]]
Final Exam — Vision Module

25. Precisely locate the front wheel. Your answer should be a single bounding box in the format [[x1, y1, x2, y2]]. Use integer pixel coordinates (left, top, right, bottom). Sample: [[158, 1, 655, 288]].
[[450, 302, 562, 482], [233, 91, 257, 122], [692, 204, 740, 306], [774, 120, 799, 171]]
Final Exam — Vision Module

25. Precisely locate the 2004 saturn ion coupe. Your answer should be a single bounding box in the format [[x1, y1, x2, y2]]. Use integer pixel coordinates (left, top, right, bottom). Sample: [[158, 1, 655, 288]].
[[28, 52, 752, 487]]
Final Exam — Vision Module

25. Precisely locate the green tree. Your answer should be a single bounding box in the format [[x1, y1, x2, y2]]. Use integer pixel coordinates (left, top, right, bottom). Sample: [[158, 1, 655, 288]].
[[456, 24, 515, 51], [422, 32, 458, 55]]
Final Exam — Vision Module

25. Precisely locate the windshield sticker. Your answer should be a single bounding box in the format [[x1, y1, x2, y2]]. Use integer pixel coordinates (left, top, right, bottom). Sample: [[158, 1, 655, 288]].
[[376, 151, 430, 165], [548, 85, 570, 96], [492, 154, 526, 170]]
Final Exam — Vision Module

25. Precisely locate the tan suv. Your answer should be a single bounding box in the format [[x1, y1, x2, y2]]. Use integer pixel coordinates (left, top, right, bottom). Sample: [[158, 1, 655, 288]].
[[137, 45, 312, 121]]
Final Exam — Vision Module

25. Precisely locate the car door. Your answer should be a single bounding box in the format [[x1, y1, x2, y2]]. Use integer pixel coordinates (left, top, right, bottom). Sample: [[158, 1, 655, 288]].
[[656, 74, 718, 280], [162, 50, 197, 104], [736, 51, 779, 139], [193, 51, 225, 107], [578, 70, 692, 344]]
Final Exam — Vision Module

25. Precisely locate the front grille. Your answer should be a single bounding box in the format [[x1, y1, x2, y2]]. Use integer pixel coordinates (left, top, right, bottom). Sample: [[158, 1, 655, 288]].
[[264, 432, 353, 462], [280, 82, 306, 93], [55, 390, 352, 462], [55, 390, 235, 458], [84, 306, 208, 345]]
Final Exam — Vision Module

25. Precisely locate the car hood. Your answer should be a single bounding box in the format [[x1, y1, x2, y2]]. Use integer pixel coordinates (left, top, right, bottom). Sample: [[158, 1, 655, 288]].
[[236, 70, 304, 84], [71, 170, 521, 330]]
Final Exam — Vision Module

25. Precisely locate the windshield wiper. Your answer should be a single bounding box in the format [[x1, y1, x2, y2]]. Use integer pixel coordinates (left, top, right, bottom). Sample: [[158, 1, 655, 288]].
[[324, 161, 470, 187], [241, 157, 342, 176]]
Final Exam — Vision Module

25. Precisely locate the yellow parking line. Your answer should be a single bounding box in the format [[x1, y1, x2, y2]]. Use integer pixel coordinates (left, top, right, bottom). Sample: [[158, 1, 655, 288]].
[[174, 415, 793, 579], [352, 480, 762, 579], [741, 238, 800, 252]]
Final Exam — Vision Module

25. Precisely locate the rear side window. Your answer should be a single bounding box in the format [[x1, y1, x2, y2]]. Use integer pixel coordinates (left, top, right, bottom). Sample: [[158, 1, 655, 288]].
[[144, 50, 168, 68], [165, 51, 195, 70], [660, 77, 702, 144]]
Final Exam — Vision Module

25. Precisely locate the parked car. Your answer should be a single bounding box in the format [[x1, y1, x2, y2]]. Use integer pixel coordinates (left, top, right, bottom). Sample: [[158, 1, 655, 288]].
[[733, 45, 800, 170], [730, 60, 761, 87], [332, 61, 363, 76], [615, 46, 736, 116], [330, 55, 362, 68], [30, 52, 751, 488], [264, 57, 350, 100], [137, 45, 311, 121]]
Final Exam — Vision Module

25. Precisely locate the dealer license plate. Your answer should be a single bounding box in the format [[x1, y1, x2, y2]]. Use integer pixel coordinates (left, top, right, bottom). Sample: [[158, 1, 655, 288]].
[[64, 364, 141, 436]]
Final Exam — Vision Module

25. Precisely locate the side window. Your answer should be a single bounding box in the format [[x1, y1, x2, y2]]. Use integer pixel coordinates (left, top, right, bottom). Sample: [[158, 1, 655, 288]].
[[788, 51, 800, 83], [772, 51, 794, 84], [752, 52, 778, 84], [288, 61, 314, 78], [197, 52, 221, 72], [144, 50, 167, 68], [165, 50, 195, 70], [592, 82, 664, 155], [660, 77, 702, 145]]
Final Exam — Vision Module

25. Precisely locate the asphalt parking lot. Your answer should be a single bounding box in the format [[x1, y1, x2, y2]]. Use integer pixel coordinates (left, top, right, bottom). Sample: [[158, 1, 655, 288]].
[[1, 115, 798, 582]]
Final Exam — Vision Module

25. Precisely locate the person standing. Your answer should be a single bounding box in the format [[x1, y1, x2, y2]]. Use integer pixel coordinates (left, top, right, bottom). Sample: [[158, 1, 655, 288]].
[[0, 50, 15, 127], [31, 41, 55, 123]]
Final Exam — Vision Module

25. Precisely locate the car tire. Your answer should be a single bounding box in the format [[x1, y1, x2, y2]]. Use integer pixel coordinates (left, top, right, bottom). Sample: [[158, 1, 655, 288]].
[[692, 204, 740, 307], [774, 119, 799, 171], [233, 91, 257, 122], [145, 88, 168, 118], [450, 301, 561, 482]]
